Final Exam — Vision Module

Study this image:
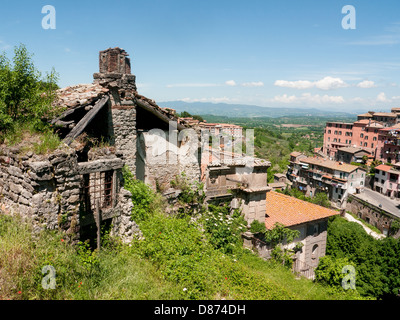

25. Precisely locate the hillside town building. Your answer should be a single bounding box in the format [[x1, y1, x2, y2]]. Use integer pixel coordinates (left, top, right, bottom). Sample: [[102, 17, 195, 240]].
[[322, 108, 400, 164], [245, 191, 339, 279], [374, 163, 400, 199], [287, 152, 366, 208], [336, 146, 371, 164]]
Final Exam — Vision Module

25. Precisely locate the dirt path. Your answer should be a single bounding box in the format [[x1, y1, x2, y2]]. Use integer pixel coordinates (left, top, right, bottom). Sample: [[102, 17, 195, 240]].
[[343, 212, 385, 240]]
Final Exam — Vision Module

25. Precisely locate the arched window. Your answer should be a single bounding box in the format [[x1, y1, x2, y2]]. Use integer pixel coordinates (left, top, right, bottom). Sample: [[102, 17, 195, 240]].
[[311, 244, 319, 260]]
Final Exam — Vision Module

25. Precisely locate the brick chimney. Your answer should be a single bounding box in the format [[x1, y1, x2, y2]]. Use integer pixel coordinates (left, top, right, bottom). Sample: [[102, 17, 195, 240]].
[[99, 47, 131, 74], [93, 47, 136, 91]]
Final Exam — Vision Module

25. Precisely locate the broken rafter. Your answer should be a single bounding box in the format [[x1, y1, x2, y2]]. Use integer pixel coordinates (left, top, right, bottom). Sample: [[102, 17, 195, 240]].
[[136, 98, 186, 131], [63, 95, 110, 146]]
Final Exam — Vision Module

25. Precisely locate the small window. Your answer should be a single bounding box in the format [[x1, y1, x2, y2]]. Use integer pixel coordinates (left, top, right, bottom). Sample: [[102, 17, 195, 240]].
[[311, 244, 319, 260]]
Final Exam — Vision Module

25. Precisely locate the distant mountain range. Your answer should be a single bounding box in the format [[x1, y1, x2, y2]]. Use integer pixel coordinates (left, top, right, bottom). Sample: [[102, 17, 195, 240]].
[[157, 101, 359, 118]]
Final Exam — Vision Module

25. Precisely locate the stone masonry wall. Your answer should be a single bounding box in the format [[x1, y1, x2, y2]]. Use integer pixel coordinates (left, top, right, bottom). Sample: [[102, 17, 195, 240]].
[[111, 106, 137, 173], [0, 145, 140, 243], [0, 146, 81, 241]]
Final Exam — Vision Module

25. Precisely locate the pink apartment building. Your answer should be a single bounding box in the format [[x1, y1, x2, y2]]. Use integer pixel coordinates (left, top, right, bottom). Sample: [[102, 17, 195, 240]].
[[374, 163, 400, 198], [377, 128, 400, 164], [323, 108, 400, 162], [323, 120, 382, 159]]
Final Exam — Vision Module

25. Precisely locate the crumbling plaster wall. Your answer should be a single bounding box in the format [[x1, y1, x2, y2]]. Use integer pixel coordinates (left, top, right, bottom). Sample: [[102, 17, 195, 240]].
[[136, 130, 201, 191]]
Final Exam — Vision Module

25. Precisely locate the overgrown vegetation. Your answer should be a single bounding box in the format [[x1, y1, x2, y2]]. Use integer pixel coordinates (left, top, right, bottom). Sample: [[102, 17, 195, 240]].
[[277, 187, 331, 208], [125, 168, 364, 300], [315, 215, 400, 299], [0, 168, 367, 300], [0, 44, 61, 153]]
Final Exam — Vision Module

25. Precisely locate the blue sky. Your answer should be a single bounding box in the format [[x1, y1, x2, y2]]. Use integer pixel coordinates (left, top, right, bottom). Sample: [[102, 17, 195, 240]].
[[1, 0, 400, 111]]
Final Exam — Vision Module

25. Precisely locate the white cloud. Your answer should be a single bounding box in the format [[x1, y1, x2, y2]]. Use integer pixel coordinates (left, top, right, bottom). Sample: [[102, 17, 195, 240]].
[[274, 76, 348, 90], [356, 80, 376, 88], [377, 92, 389, 102], [314, 77, 348, 90], [225, 80, 237, 86], [271, 94, 298, 103], [271, 93, 345, 104], [241, 81, 264, 87], [274, 79, 314, 90]]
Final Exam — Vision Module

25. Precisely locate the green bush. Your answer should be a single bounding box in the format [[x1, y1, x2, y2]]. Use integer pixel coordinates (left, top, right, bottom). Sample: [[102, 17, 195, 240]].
[[315, 255, 356, 288], [321, 215, 400, 299], [0, 44, 60, 134], [249, 220, 267, 234], [122, 166, 160, 222], [202, 204, 247, 254], [170, 172, 206, 216]]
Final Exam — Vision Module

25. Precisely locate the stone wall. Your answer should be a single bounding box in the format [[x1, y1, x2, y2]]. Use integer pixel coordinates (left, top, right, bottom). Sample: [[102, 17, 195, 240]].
[[346, 194, 399, 236], [0, 145, 140, 243], [111, 105, 137, 173], [0, 146, 81, 240], [238, 191, 267, 226]]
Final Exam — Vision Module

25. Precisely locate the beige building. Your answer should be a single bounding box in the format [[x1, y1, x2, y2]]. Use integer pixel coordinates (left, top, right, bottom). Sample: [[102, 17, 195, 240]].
[[261, 192, 338, 279], [287, 152, 366, 208]]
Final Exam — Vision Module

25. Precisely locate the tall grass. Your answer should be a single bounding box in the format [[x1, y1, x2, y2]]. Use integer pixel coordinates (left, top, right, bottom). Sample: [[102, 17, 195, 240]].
[[0, 214, 180, 300], [0, 213, 365, 300], [1, 121, 61, 155]]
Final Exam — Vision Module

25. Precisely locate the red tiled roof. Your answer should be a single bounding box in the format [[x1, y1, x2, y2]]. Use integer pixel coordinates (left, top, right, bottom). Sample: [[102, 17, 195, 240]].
[[375, 164, 392, 172], [265, 192, 339, 230]]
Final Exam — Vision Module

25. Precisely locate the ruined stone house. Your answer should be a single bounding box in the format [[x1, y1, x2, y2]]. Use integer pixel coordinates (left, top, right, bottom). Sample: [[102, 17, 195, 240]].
[[0, 47, 273, 246], [0, 47, 197, 245]]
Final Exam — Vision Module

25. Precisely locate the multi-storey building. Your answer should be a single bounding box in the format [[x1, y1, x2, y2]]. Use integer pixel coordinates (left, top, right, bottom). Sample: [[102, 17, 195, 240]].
[[376, 128, 400, 164], [322, 108, 400, 163], [336, 147, 371, 164], [199, 122, 243, 138], [287, 152, 366, 208], [374, 163, 400, 199]]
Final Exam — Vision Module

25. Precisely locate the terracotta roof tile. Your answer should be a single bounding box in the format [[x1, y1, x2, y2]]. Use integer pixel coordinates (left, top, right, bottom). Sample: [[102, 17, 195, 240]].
[[300, 156, 364, 173], [375, 164, 392, 172], [265, 192, 339, 229]]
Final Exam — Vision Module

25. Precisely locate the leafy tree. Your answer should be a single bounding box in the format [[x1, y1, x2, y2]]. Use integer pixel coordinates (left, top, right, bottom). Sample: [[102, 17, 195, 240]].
[[0, 44, 59, 133], [309, 192, 331, 208], [264, 222, 299, 247], [192, 115, 204, 122], [378, 237, 400, 299], [179, 111, 192, 118], [203, 203, 246, 254], [322, 216, 391, 298]]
